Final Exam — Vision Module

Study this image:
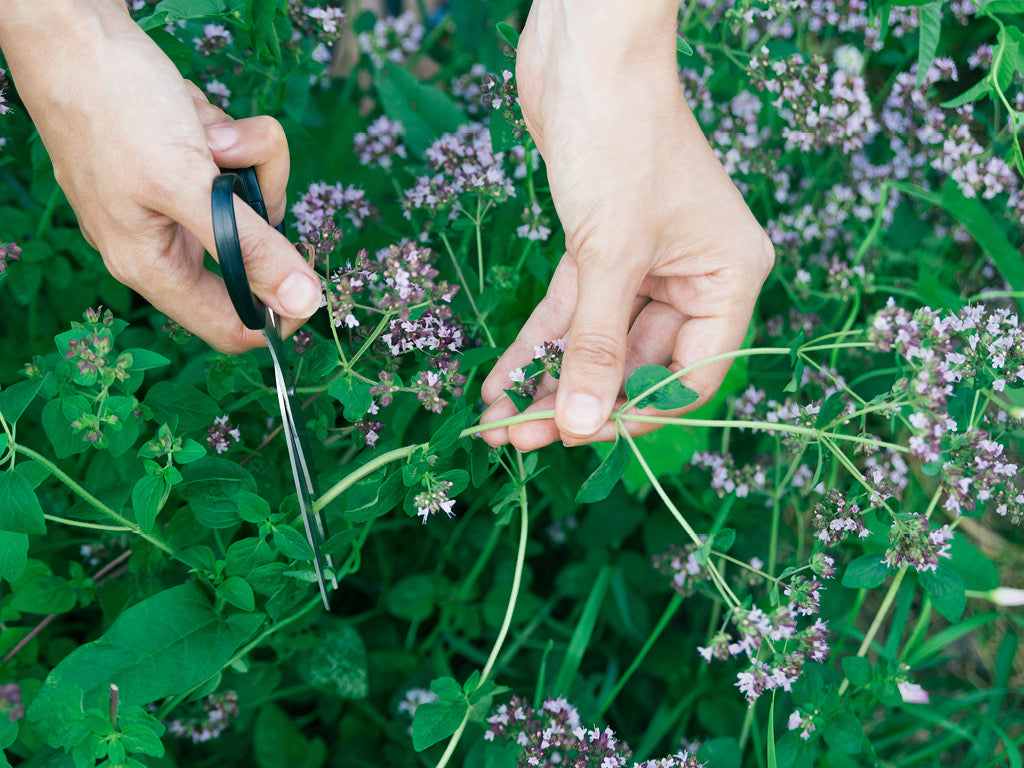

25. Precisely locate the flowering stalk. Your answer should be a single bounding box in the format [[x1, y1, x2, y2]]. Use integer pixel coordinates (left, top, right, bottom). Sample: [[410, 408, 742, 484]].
[[434, 450, 530, 768], [619, 425, 743, 609]]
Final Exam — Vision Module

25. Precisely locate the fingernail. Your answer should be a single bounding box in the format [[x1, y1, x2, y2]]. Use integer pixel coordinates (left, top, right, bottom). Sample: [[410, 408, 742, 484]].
[[206, 123, 238, 151], [277, 272, 321, 317], [561, 393, 605, 436]]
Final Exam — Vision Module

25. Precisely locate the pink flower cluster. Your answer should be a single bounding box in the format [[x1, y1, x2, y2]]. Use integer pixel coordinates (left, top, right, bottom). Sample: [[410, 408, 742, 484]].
[[353, 116, 407, 170], [207, 414, 241, 454], [292, 181, 377, 237], [883, 515, 953, 572], [356, 11, 423, 68], [403, 123, 515, 216], [485, 696, 704, 767]]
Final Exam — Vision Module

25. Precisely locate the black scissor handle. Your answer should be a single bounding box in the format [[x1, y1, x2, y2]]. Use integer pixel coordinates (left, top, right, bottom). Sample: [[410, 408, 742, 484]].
[[211, 167, 275, 331]]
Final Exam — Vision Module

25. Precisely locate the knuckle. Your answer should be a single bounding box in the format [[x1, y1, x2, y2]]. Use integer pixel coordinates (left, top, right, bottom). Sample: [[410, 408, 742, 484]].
[[568, 329, 625, 371], [754, 231, 776, 278], [235, 229, 277, 283], [252, 114, 287, 147], [216, 325, 258, 356]]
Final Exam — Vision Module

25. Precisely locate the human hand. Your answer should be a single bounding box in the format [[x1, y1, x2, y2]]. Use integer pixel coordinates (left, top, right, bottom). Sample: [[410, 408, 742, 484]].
[[480, 0, 774, 450], [0, 1, 321, 353]]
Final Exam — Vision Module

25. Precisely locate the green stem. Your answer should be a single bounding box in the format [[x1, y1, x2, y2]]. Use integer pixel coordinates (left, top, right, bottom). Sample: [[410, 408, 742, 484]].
[[14, 444, 174, 556], [44, 515, 132, 532], [837, 566, 908, 696], [475, 197, 485, 295], [313, 444, 418, 513], [619, 415, 908, 453], [851, 183, 890, 266], [768, 442, 782, 577], [595, 592, 684, 718], [622, 347, 790, 412], [619, 426, 741, 608], [347, 311, 393, 369], [435, 451, 530, 768], [439, 231, 495, 347], [480, 451, 530, 685]]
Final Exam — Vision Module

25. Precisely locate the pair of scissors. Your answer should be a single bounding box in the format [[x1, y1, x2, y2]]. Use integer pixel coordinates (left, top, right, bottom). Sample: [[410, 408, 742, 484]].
[[211, 167, 336, 610]]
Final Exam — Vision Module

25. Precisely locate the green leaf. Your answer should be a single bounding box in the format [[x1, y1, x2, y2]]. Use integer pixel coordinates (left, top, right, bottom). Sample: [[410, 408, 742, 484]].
[[429, 406, 473, 454], [914, 2, 943, 88], [413, 696, 467, 752], [553, 565, 611, 695], [298, 622, 368, 699], [625, 365, 699, 410], [947, 534, 999, 591], [502, 387, 534, 412], [436, 468, 470, 497], [142, 0, 226, 27], [0, 471, 46, 534], [173, 438, 207, 464], [253, 703, 328, 768], [940, 78, 993, 110], [714, 528, 737, 553], [489, 107, 520, 153], [120, 348, 171, 371], [0, 531, 29, 582], [179, 457, 256, 529], [458, 345, 501, 370], [983, 0, 1024, 12], [841, 656, 872, 687], [216, 576, 256, 612], [696, 738, 743, 768], [376, 63, 466, 156], [28, 583, 263, 723], [495, 21, 520, 49], [676, 35, 694, 56], [225, 537, 276, 576], [938, 178, 1024, 293], [0, 378, 43, 424], [145, 382, 221, 432], [273, 525, 314, 561], [132, 474, 166, 533], [920, 563, 966, 622], [344, 470, 404, 523], [841, 555, 889, 589], [822, 710, 863, 754], [41, 398, 90, 458], [328, 374, 373, 421], [10, 560, 75, 614], [574, 437, 631, 503], [120, 722, 165, 757], [385, 574, 437, 621]]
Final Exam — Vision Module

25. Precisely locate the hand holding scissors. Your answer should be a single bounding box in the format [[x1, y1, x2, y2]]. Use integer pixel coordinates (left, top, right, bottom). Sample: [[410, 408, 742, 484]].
[[211, 168, 337, 610]]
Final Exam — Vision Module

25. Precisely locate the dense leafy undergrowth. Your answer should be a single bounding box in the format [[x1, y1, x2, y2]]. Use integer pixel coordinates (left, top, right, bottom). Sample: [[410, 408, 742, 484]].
[[1, 1, 1023, 767]]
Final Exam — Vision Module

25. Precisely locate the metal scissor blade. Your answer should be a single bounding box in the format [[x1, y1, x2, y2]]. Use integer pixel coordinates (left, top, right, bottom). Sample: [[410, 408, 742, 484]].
[[263, 324, 337, 610]]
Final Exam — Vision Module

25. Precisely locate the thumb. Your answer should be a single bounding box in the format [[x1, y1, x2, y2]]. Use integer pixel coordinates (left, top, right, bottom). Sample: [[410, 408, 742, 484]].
[[555, 260, 639, 440], [167, 180, 322, 323], [231, 200, 322, 320]]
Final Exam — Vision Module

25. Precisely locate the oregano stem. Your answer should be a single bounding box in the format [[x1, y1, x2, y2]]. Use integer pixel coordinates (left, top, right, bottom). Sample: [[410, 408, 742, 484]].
[[435, 451, 530, 768], [313, 444, 418, 512], [13, 444, 174, 556], [622, 347, 791, 413], [44, 514, 132, 532], [619, 424, 742, 609], [618, 415, 908, 453], [837, 566, 908, 696]]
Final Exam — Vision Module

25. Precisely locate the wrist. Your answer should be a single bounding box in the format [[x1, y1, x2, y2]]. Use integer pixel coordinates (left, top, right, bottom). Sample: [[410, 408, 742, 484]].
[[0, 0, 127, 57], [519, 0, 681, 100]]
